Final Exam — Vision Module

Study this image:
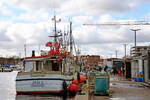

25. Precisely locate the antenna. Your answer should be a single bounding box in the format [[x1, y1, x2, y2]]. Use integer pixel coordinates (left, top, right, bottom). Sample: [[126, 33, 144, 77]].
[[38, 44, 41, 55]]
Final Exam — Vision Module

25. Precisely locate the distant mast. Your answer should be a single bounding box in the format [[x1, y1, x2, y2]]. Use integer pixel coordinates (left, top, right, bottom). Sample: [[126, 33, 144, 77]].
[[24, 43, 26, 57]]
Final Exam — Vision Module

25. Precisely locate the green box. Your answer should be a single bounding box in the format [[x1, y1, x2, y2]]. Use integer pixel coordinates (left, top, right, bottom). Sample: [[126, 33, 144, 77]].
[[94, 76, 109, 94]]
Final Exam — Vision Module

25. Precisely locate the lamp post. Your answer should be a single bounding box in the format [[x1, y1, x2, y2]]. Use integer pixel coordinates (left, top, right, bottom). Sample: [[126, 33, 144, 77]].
[[116, 50, 118, 58], [130, 29, 141, 55], [123, 44, 127, 59]]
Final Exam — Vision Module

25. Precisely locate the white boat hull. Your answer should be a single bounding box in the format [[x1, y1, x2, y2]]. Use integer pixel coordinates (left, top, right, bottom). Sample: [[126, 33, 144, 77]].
[[16, 74, 71, 95]]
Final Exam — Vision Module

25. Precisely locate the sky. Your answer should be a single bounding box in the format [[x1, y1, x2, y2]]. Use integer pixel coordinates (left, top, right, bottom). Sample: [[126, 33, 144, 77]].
[[0, 0, 150, 58]]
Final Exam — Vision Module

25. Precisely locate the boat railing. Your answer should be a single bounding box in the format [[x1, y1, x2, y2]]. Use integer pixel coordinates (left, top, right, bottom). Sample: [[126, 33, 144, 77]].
[[17, 71, 61, 76]]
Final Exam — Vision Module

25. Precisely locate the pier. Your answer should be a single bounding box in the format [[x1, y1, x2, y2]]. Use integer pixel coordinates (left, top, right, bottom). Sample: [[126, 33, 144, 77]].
[[75, 75, 150, 100]]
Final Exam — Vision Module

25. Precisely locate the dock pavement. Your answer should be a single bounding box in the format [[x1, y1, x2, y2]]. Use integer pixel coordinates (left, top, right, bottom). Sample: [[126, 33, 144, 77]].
[[74, 75, 150, 100]]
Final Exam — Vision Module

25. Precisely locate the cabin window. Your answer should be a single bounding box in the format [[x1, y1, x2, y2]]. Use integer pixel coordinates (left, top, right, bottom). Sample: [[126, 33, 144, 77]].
[[52, 61, 60, 71], [43, 60, 52, 71], [24, 61, 33, 72], [43, 60, 62, 71], [34, 61, 42, 72]]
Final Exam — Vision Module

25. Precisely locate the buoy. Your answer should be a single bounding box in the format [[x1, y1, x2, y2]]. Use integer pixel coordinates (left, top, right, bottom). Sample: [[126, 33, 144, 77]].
[[69, 84, 78, 92], [68, 84, 78, 97]]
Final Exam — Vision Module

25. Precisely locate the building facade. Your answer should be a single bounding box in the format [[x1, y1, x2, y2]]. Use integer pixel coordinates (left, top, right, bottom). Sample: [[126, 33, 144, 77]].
[[80, 55, 101, 67], [131, 46, 150, 83], [0, 57, 22, 67]]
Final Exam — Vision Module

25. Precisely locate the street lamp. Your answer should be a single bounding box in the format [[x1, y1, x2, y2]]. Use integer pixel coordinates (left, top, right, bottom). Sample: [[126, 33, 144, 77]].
[[130, 29, 141, 55], [123, 44, 127, 59]]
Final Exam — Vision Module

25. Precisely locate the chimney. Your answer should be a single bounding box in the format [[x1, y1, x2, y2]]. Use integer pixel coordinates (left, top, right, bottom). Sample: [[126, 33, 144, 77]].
[[32, 50, 35, 57]]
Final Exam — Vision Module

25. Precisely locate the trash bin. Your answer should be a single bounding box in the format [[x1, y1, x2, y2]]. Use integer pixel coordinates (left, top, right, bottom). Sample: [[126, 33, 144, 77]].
[[95, 78, 108, 94], [94, 74, 109, 95]]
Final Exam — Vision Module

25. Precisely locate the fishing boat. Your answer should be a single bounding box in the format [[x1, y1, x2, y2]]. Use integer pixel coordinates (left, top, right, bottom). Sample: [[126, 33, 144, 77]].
[[16, 16, 76, 96]]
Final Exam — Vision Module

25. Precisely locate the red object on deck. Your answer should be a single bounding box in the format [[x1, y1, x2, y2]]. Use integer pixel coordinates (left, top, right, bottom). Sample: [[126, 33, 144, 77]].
[[54, 42, 59, 49], [56, 48, 60, 55], [68, 84, 78, 92], [49, 49, 55, 56], [46, 42, 52, 47], [57, 57, 62, 61], [72, 79, 78, 84], [61, 52, 68, 56]]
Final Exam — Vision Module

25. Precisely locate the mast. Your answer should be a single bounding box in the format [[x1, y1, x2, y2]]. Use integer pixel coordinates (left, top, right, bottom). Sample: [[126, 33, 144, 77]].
[[54, 15, 57, 42], [49, 15, 61, 42], [70, 22, 73, 57]]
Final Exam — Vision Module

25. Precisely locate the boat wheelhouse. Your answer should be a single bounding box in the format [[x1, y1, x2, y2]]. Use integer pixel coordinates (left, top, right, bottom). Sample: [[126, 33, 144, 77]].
[[16, 55, 72, 95]]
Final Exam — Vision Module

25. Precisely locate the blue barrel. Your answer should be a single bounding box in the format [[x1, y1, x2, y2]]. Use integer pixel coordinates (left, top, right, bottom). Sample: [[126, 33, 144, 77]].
[[134, 78, 138, 82], [139, 78, 143, 82], [134, 77, 143, 82], [140, 72, 143, 77]]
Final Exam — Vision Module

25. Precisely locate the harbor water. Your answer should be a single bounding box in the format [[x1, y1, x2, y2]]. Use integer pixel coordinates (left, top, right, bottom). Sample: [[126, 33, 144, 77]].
[[0, 71, 72, 100]]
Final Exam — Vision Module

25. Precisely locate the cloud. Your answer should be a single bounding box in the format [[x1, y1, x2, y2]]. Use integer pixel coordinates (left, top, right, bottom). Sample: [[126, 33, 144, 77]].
[[12, 10, 51, 22], [4, 0, 69, 11], [0, 21, 12, 42], [0, 2, 12, 16], [79, 43, 129, 58], [1, 14, 150, 57], [73, 15, 128, 44], [1, 0, 150, 58], [72, 14, 150, 58], [82, 0, 135, 13], [61, 0, 150, 15], [4, 0, 150, 15], [0, 20, 53, 57], [0, 30, 11, 42], [0, 20, 52, 48]]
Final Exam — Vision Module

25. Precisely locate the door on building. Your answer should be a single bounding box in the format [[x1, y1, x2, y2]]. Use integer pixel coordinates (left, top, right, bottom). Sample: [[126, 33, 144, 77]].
[[126, 61, 131, 78]]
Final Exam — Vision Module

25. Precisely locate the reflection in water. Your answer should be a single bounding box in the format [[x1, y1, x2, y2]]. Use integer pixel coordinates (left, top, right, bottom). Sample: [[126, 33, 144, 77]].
[[16, 95, 72, 100], [0, 71, 18, 100]]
